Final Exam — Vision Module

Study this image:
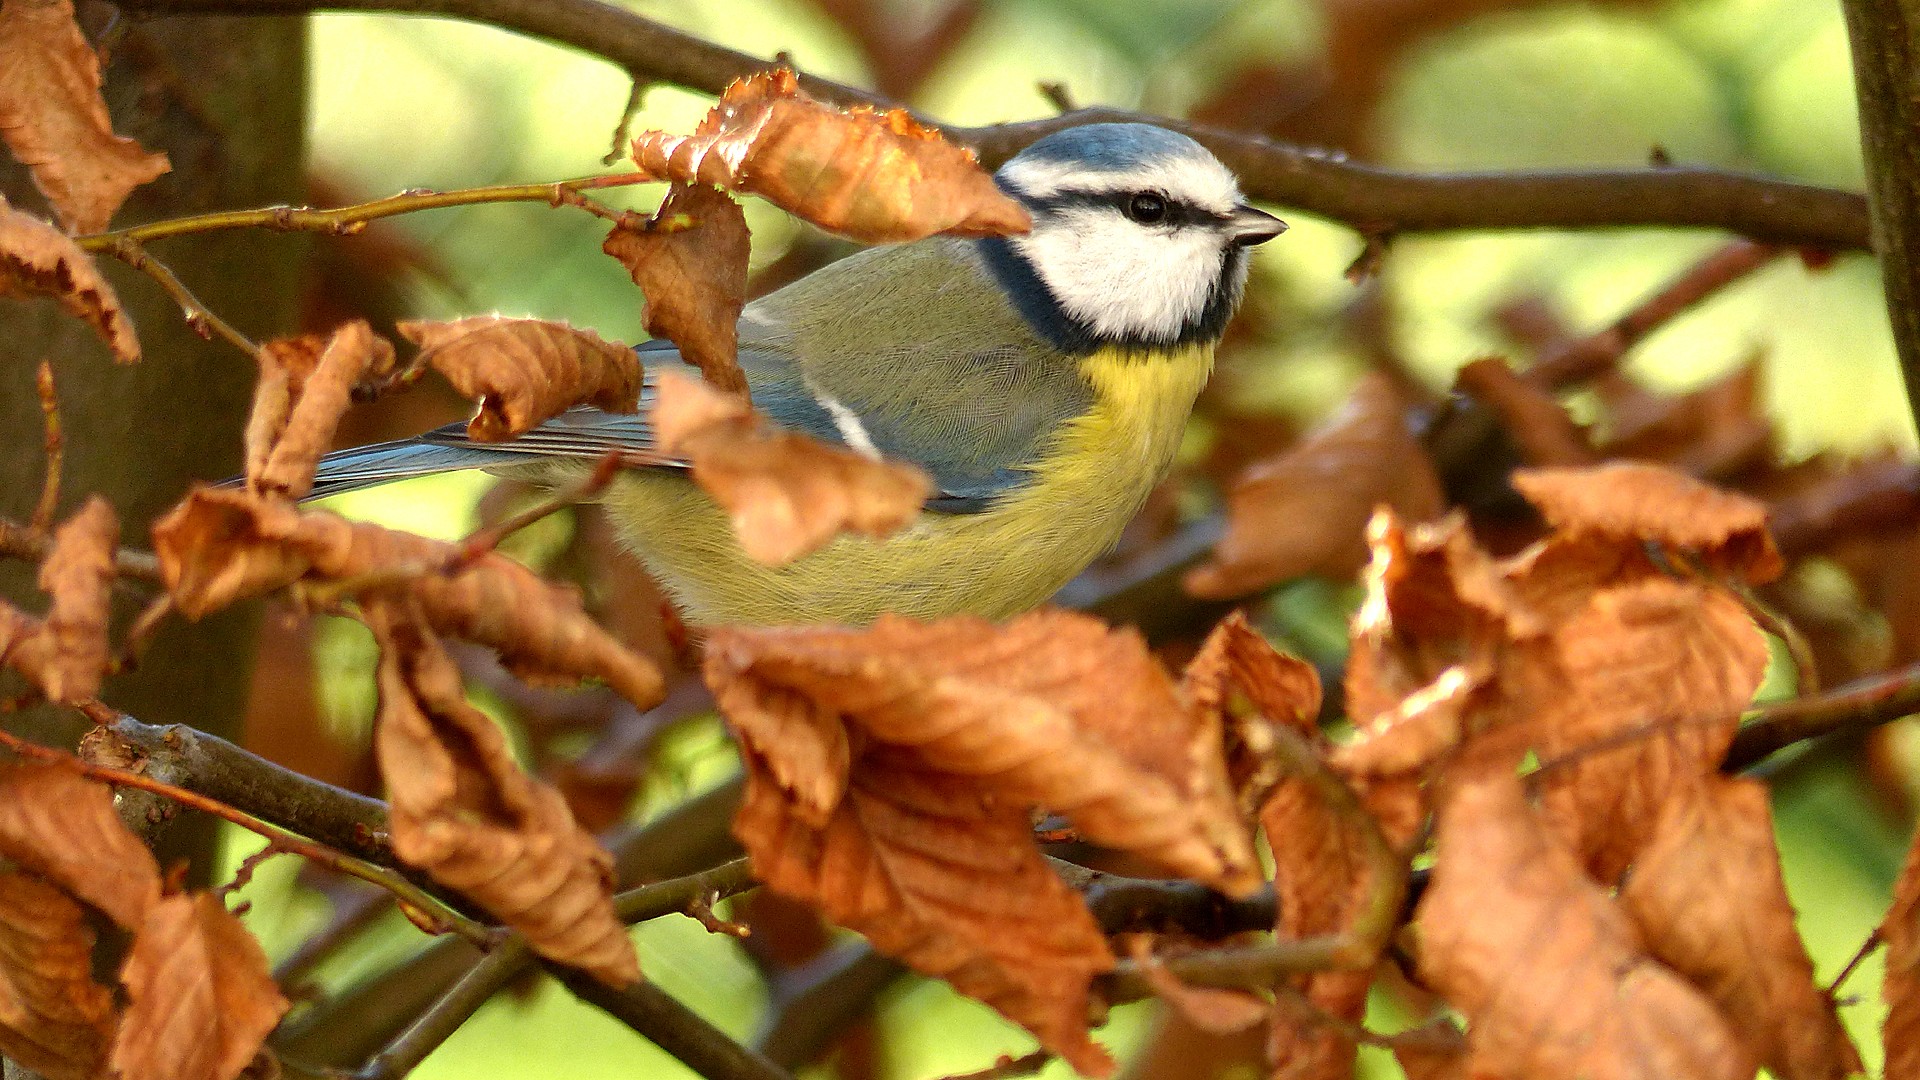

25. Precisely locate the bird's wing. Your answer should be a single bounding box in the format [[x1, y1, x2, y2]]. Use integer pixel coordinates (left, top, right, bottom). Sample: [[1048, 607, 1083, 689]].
[[307, 240, 1090, 509]]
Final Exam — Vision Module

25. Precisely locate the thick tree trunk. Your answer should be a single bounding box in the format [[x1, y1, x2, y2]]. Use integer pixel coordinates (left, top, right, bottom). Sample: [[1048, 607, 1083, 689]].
[[0, 9, 308, 875]]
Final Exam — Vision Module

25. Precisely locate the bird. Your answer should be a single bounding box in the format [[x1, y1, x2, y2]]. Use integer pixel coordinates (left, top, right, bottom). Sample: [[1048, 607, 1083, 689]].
[[308, 122, 1286, 626]]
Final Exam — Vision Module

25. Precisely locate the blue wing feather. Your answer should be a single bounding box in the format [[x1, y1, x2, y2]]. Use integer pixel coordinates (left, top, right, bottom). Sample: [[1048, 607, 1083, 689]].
[[305, 344, 1000, 510]]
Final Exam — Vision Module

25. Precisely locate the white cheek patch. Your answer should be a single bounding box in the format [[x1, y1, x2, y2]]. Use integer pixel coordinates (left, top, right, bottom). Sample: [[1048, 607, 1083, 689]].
[[1014, 208, 1227, 342]]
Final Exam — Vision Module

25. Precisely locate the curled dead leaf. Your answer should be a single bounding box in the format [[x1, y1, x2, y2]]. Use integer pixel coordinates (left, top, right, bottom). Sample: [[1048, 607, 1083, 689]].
[[1414, 773, 1755, 1080], [1187, 373, 1446, 599], [1123, 937, 1267, 1035], [708, 610, 1258, 892], [1181, 611, 1323, 815], [628, 68, 1030, 243], [1513, 463, 1783, 584], [736, 752, 1115, 1076], [653, 370, 932, 566], [1884, 818, 1920, 1080], [29, 497, 118, 704], [0, 197, 139, 361], [1261, 770, 1381, 1080], [1621, 776, 1861, 1080], [602, 183, 750, 393], [0, 0, 170, 234], [250, 321, 398, 498], [111, 892, 287, 1080], [1529, 578, 1769, 882], [0, 763, 160, 930], [399, 316, 642, 442], [0, 872, 116, 1080], [707, 609, 1268, 1073], [151, 487, 664, 711], [368, 602, 639, 986]]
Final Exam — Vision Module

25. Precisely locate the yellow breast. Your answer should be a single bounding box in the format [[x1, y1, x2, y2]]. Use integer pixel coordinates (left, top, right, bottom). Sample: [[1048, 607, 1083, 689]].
[[602, 343, 1215, 626]]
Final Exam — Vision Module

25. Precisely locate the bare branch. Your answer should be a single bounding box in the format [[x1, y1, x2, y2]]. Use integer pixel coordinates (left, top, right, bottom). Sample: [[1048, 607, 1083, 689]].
[[117, 0, 1871, 248], [0, 516, 164, 582], [547, 966, 795, 1080]]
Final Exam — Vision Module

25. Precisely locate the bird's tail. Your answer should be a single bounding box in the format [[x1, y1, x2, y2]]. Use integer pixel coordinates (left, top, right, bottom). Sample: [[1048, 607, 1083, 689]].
[[301, 439, 524, 500]]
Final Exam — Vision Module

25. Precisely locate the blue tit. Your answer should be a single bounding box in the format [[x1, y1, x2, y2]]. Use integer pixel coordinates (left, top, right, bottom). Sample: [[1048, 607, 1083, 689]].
[[309, 123, 1286, 626]]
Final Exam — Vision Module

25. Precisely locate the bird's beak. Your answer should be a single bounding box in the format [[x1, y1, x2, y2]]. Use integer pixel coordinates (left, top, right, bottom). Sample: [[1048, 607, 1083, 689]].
[[1228, 204, 1287, 247]]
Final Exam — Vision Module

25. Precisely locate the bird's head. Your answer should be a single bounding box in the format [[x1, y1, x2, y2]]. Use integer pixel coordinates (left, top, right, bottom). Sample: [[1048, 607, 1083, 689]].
[[983, 122, 1285, 355]]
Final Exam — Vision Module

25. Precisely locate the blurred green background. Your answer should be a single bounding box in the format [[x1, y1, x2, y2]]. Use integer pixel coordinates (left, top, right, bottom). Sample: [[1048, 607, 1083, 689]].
[[228, 0, 1909, 1077]]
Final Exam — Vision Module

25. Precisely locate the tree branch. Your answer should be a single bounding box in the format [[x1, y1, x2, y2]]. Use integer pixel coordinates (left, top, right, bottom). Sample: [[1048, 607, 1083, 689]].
[[546, 967, 795, 1080], [118, 0, 1872, 248], [1841, 0, 1920, 431]]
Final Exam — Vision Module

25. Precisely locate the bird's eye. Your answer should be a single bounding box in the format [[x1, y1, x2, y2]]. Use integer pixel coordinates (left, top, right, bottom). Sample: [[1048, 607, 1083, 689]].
[[1125, 192, 1168, 224]]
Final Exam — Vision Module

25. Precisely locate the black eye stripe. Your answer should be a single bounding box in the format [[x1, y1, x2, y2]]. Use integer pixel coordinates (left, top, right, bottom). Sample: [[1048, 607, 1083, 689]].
[[1019, 189, 1231, 228]]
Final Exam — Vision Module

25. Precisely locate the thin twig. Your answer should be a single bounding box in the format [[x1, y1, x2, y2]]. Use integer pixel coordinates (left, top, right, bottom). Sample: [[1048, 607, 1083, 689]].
[[936, 1049, 1051, 1080], [1731, 579, 1820, 695], [546, 965, 796, 1080], [602, 76, 648, 165], [1726, 661, 1920, 768], [1512, 659, 1920, 780], [458, 451, 623, 561], [31, 361, 62, 534], [1530, 239, 1782, 387], [78, 173, 652, 249], [345, 939, 532, 1080], [105, 236, 261, 356], [0, 516, 164, 582], [614, 855, 756, 924], [1825, 929, 1880, 998], [117, 0, 1874, 248]]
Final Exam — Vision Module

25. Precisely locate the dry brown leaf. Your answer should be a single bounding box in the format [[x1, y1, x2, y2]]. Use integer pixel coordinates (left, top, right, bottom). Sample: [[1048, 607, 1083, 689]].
[[1512, 462, 1784, 585], [1187, 373, 1446, 599], [628, 68, 1030, 244], [251, 321, 398, 498], [112, 892, 287, 1080], [1342, 511, 1540, 753], [736, 750, 1115, 1075], [0, 872, 116, 1080], [602, 183, 751, 393], [1261, 774, 1377, 1080], [1414, 772, 1756, 1080], [0, 195, 139, 361], [653, 370, 932, 566], [1530, 577, 1769, 882], [0, 499, 118, 705], [0, 763, 160, 929], [369, 603, 639, 986], [0, 0, 169, 234], [1453, 357, 1596, 466], [1123, 937, 1266, 1034], [1181, 611, 1322, 813], [398, 316, 642, 442], [1883, 818, 1920, 1080], [151, 487, 665, 711], [1596, 361, 1771, 478], [1620, 775, 1860, 1080], [30, 497, 118, 703], [707, 610, 1258, 892], [1329, 511, 1547, 848]]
